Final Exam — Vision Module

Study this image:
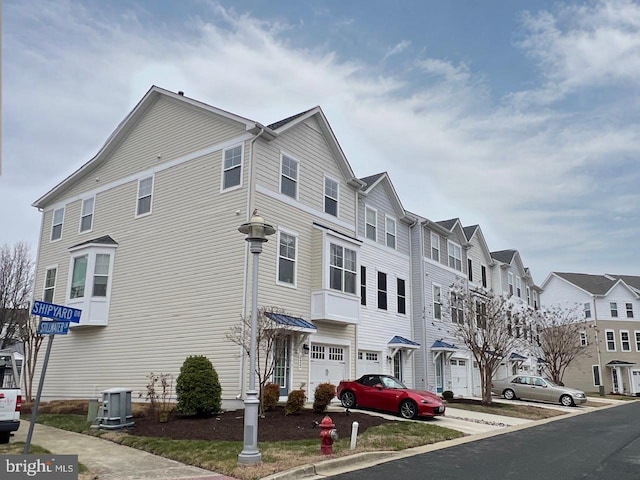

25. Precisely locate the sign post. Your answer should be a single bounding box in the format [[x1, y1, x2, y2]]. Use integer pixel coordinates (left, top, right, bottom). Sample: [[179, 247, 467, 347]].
[[24, 301, 82, 454]]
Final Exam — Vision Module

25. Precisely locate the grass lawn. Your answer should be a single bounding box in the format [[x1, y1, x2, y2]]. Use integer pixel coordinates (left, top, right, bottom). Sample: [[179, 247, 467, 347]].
[[0, 441, 92, 478], [445, 401, 566, 420], [586, 392, 638, 401]]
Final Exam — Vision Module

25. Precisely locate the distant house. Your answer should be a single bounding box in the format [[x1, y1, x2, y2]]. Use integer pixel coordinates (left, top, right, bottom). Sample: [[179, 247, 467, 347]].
[[541, 272, 640, 395]]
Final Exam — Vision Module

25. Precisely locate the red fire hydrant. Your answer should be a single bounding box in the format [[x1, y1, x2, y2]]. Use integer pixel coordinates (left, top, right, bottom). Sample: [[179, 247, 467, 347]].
[[319, 415, 338, 455]]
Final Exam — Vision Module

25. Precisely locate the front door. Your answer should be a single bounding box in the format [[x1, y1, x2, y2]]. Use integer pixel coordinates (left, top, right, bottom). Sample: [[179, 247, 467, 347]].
[[273, 336, 291, 397], [393, 351, 403, 382], [435, 355, 444, 393], [632, 370, 640, 395], [612, 368, 621, 393]]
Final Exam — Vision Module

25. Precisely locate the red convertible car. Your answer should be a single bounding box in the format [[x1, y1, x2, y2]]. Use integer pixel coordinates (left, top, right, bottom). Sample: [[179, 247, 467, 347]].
[[336, 374, 445, 419]]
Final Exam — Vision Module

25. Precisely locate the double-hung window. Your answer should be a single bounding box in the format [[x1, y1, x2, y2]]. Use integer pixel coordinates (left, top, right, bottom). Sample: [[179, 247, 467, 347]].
[[605, 330, 616, 351], [584, 303, 591, 318], [620, 331, 631, 352], [433, 285, 442, 320], [610, 302, 618, 318], [377, 272, 387, 310], [527, 286, 531, 305], [635, 331, 640, 352], [93, 254, 110, 297], [329, 243, 356, 294], [626, 303, 634, 318], [51, 207, 64, 241], [324, 177, 339, 216], [280, 154, 298, 199], [397, 278, 406, 314], [431, 233, 440, 261], [450, 292, 463, 324], [481, 265, 487, 288], [516, 277, 522, 297], [508, 272, 514, 296], [43, 267, 57, 303], [80, 197, 95, 233], [448, 241, 462, 271], [136, 176, 153, 216], [223, 145, 243, 190], [365, 207, 377, 241], [476, 300, 486, 328], [71, 254, 110, 299], [579, 331, 588, 347], [385, 217, 396, 249], [277, 231, 297, 286]]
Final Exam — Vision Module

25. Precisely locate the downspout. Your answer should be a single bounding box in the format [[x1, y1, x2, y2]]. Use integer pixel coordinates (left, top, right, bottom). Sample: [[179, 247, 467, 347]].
[[407, 216, 418, 388], [592, 295, 604, 396], [420, 223, 428, 390], [238, 126, 266, 399]]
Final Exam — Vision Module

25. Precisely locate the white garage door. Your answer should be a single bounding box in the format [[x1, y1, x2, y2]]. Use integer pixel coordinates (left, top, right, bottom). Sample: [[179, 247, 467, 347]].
[[357, 351, 381, 377], [310, 344, 347, 393], [451, 358, 469, 397]]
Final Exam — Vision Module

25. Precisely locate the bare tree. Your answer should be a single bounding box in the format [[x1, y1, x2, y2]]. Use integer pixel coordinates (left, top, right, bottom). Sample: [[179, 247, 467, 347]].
[[537, 304, 588, 385], [18, 315, 44, 401], [450, 283, 538, 404], [0, 242, 33, 349], [227, 306, 298, 414]]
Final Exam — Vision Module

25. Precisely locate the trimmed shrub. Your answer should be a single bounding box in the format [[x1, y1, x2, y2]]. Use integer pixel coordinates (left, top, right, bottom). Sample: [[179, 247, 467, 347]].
[[262, 383, 280, 411], [312, 382, 336, 413], [442, 390, 454, 401], [285, 389, 306, 415], [176, 355, 221, 416]]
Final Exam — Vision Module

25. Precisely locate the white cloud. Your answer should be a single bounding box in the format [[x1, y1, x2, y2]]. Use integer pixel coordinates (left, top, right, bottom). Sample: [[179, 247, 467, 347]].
[[382, 40, 411, 62]]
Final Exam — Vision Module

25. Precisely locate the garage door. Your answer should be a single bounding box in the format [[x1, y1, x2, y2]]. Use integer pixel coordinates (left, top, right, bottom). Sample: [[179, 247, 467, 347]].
[[450, 358, 469, 397], [357, 351, 381, 377], [310, 344, 347, 393]]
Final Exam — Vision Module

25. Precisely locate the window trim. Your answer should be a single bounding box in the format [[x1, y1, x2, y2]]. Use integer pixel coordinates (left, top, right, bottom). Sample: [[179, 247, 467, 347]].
[[323, 175, 339, 217], [508, 272, 514, 296], [135, 175, 154, 218], [221, 144, 244, 192], [584, 302, 592, 319], [43, 265, 58, 303], [377, 271, 388, 310], [605, 329, 616, 352], [481, 264, 487, 288], [592, 364, 601, 387], [626, 303, 634, 318], [610, 302, 618, 318], [276, 229, 298, 288], [385, 215, 397, 249], [328, 241, 357, 295], [50, 207, 65, 242], [620, 330, 631, 352], [579, 331, 588, 347], [365, 206, 377, 242], [467, 258, 473, 282], [397, 277, 406, 315], [78, 197, 95, 234], [433, 283, 442, 320], [431, 233, 440, 262], [279, 152, 299, 200], [516, 276, 522, 298], [360, 266, 367, 306], [635, 331, 640, 352], [447, 241, 462, 271]]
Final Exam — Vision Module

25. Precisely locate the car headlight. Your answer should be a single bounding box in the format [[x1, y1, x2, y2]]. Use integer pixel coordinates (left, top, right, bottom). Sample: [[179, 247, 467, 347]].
[[575, 393, 585, 398]]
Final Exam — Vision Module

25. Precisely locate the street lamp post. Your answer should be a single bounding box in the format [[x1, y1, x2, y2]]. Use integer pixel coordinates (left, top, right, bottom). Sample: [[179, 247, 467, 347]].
[[238, 210, 275, 465]]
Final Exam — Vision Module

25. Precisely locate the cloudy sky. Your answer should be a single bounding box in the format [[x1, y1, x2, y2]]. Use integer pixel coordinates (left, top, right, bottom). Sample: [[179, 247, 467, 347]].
[[3, 0, 639, 285]]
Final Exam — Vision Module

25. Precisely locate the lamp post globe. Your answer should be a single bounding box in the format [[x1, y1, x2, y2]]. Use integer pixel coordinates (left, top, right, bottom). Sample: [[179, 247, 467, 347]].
[[238, 210, 274, 465]]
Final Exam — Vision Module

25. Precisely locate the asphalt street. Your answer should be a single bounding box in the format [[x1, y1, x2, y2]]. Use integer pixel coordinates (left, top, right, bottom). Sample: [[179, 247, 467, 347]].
[[325, 401, 640, 480]]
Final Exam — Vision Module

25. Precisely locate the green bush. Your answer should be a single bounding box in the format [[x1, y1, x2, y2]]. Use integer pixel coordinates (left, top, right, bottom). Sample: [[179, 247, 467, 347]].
[[176, 355, 221, 416], [262, 383, 280, 411], [312, 383, 336, 413], [442, 390, 454, 401], [285, 389, 306, 415]]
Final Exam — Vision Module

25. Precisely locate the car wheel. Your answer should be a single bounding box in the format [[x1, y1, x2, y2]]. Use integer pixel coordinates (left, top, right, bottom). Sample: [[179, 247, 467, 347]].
[[503, 388, 516, 400], [0, 432, 10, 444], [341, 391, 356, 408], [399, 400, 418, 419], [560, 394, 574, 407]]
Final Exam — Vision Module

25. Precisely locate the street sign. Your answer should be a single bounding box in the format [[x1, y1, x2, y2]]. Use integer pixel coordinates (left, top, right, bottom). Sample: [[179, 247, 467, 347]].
[[32, 301, 82, 323], [38, 321, 70, 335]]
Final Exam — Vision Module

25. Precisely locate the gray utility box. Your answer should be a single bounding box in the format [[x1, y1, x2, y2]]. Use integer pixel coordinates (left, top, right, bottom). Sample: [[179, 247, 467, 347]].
[[98, 388, 134, 429]]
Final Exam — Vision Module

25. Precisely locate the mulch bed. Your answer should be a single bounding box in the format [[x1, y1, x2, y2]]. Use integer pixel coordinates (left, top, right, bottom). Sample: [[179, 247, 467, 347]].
[[131, 406, 395, 442]]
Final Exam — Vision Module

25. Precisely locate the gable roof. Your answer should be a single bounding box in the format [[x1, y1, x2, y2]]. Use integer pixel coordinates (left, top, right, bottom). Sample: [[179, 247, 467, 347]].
[[33, 86, 276, 209], [552, 273, 616, 295], [436, 218, 461, 231], [491, 249, 517, 264], [463, 225, 478, 241], [358, 172, 416, 223], [359, 173, 385, 188], [267, 107, 316, 130], [606, 274, 640, 292]]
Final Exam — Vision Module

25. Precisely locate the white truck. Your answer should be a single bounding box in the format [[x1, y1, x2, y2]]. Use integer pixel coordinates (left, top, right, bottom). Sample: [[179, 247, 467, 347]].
[[0, 351, 22, 443]]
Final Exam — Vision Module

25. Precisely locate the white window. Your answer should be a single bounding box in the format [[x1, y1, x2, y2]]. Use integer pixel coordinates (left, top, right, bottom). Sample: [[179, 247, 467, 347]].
[[136, 176, 153, 216], [70, 253, 111, 299], [330, 243, 357, 294], [626, 303, 634, 318], [431, 233, 440, 261], [433, 284, 442, 320], [328, 347, 344, 361], [70, 255, 88, 299], [584, 303, 591, 318], [51, 207, 64, 241], [508, 272, 514, 296], [610, 302, 618, 318], [448, 241, 462, 271], [579, 331, 588, 347], [516, 276, 522, 298], [79, 197, 95, 233], [533, 290, 539, 309], [527, 286, 531, 305], [365, 207, 377, 241], [43, 267, 57, 303], [450, 292, 464, 324], [280, 154, 298, 199], [365, 352, 378, 361], [311, 345, 325, 359], [475, 300, 487, 329], [635, 331, 640, 352], [277, 231, 297, 286], [605, 330, 616, 351], [93, 254, 110, 297], [223, 145, 243, 190], [324, 176, 339, 216], [620, 331, 631, 352], [385, 217, 396, 249]]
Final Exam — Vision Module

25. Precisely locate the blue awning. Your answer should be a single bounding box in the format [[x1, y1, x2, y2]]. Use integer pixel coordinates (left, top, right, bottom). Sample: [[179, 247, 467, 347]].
[[509, 352, 527, 361], [431, 340, 457, 351], [388, 335, 420, 349], [265, 312, 317, 334]]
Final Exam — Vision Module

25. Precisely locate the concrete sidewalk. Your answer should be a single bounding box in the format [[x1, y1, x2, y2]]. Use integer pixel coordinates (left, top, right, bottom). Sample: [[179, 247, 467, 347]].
[[12, 422, 236, 480]]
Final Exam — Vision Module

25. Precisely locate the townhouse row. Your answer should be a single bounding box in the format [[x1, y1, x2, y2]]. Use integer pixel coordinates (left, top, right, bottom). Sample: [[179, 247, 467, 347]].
[[31, 86, 545, 406]]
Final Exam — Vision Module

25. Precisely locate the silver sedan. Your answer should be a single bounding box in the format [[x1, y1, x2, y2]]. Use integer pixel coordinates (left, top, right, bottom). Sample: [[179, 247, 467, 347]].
[[491, 375, 587, 406]]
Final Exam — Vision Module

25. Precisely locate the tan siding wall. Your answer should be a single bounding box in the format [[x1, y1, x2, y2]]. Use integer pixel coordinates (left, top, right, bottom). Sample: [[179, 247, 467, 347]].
[[311, 229, 323, 291], [54, 97, 247, 201]]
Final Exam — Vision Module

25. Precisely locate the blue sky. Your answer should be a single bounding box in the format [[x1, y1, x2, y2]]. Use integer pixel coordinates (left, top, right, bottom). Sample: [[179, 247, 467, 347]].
[[2, 0, 639, 284]]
